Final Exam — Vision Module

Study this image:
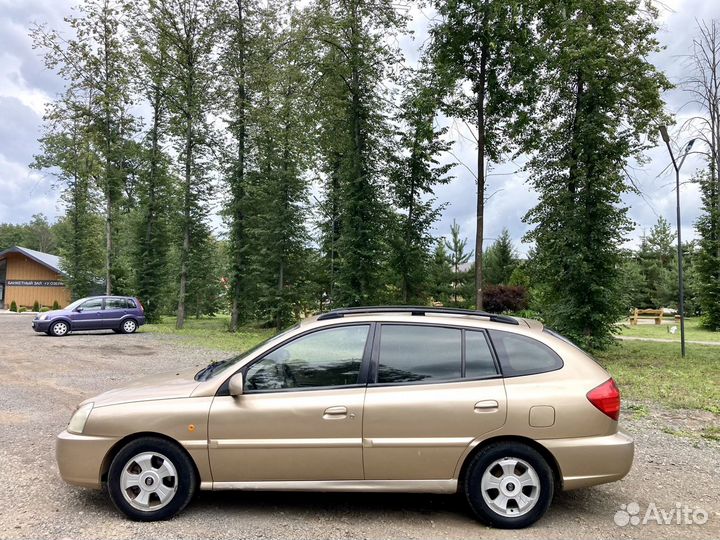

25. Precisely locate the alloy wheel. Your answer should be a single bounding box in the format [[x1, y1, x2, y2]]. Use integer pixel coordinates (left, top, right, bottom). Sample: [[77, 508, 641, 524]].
[[120, 451, 178, 511], [480, 457, 541, 517]]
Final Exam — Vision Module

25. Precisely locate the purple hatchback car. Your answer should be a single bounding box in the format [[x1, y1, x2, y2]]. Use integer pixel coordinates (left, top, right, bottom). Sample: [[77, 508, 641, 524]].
[[32, 296, 146, 337]]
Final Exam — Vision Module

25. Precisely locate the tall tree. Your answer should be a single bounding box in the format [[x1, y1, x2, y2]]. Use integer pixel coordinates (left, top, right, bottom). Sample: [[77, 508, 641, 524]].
[[686, 20, 720, 330], [428, 0, 537, 309], [152, 0, 220, 328], [32, 0, 136, 295], [389, 72, 452, 303], [524, 0, 670, 349], [311, 0, 404, 307]]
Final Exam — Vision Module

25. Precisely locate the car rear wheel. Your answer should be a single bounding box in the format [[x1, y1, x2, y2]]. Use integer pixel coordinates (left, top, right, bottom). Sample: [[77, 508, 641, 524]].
[[107, 437, 196, 521], [120, 319, 137, 334], [464, 441, 553, 529], [49, 321, 69, 337]]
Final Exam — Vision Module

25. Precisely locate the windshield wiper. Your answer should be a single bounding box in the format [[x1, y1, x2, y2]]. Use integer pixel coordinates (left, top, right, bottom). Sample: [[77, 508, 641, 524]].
[[195, 359, 230, 381]]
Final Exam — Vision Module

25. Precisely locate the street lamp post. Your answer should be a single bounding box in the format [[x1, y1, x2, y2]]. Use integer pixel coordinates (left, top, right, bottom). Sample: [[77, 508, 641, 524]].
[[658, 125, 695, 358]]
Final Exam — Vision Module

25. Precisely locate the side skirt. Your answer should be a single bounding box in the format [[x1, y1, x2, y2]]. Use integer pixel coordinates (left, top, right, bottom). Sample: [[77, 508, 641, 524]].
[[200, 479, 457, 494]]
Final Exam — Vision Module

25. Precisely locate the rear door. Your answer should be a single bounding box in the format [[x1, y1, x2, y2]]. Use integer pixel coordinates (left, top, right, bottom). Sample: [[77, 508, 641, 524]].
[[102, 297, 127, 329], [362, 324, 507, 480]]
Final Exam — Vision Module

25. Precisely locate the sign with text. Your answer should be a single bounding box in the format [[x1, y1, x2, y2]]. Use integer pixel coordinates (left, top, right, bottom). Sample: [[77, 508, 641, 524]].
[[6, 280, 65, 287]]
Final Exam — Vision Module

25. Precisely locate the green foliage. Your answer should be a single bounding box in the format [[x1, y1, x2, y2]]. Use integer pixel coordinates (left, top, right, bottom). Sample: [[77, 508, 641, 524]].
[[32, 300, 40, 312], [523, 0, 670, 350], [40, 306, 51, 312], [484, 228, 518, 286], [695, 168, 720, 329], [9, 301, 17, 312], [52, 300, 60, 310], [0, 214, 59, 254]]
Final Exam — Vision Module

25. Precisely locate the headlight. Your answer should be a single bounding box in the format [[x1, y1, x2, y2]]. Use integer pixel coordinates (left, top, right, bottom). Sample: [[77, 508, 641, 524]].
[[39, 313, 49, 321], [68, 402, 94, 434]]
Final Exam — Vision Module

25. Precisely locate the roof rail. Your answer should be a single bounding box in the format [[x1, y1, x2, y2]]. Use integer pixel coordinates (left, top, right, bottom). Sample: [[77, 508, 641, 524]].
[[316, 306, 519, 325]]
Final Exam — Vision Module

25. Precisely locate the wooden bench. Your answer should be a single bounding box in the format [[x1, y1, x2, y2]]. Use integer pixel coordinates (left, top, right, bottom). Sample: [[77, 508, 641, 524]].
[[630, 308, 664, 326]]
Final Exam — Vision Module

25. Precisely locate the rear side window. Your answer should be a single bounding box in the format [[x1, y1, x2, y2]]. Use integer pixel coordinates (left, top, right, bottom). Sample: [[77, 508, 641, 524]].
[[126, 298, 137, 309], [465, 330, 497, 378], [378, 325, 461, 383], [105, 298, 127, 310], [489, 330, 563, 377]]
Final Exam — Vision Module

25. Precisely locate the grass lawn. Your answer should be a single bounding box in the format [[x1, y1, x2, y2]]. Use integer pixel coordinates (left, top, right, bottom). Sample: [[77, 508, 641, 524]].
[[595, 340, 720, 415], [144, 315, 719, 415], [143, 315, 275, 353], [618, 317, 720, 342]]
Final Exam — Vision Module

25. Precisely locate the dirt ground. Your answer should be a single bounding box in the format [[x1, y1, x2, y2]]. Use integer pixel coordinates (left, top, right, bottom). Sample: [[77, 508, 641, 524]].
[[0, 312, 718, 539]]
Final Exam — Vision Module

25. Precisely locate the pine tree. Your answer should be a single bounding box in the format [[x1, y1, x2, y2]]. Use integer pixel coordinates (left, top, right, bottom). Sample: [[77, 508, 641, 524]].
[[484, 228, 517, 286], [696, 168, 720, 328], [524, 0, 670, 349], [445, 220, 473, 307]]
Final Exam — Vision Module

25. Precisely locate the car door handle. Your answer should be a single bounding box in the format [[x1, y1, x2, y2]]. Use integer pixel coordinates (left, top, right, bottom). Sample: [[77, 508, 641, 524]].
[[323, 406, 348, 419], [474, 400, 499, 412]]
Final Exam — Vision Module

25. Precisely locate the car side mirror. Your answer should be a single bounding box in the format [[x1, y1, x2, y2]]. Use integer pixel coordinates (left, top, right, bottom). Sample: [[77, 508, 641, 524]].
[[228, 373, 244, 397], [75, 307, 83, 313]]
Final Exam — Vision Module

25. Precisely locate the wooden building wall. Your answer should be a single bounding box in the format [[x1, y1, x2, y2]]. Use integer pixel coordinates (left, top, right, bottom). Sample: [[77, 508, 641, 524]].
[[2, 253, 72, 309]]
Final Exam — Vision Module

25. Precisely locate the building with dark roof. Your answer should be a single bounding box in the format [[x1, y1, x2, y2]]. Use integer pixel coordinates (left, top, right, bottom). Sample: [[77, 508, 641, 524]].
[[0, 246, 72, 310]]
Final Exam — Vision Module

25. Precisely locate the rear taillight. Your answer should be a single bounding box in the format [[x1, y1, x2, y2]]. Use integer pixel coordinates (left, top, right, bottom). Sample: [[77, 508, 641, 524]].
[[587, 378, 621, 421], [137, 298, 145, 312]]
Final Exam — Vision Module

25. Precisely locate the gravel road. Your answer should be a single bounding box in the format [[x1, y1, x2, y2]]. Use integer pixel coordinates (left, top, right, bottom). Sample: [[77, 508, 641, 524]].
[[0, 312, 718, 539]]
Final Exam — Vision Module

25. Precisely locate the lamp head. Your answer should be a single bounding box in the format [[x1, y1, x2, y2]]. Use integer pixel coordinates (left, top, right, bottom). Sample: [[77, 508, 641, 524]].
[[659, 125, 670, 143]]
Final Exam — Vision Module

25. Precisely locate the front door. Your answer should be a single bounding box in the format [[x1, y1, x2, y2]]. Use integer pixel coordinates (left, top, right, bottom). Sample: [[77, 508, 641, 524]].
[[208, 324, 372, 483], [70, 297, 104, 330], [362, 324, 507, 480]]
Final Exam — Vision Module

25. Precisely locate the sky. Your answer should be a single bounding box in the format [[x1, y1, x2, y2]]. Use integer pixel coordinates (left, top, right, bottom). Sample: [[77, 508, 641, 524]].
[[1, 0, 719, 256]]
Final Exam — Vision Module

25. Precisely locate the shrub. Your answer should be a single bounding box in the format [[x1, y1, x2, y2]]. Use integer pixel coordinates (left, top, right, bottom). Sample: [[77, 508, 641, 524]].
[[52, 300, 60, 310], [483, 285, 529, 314], [9, 301, 17, 312], [18, 307, 28, 313], [40, 306, 50, 312], [32, 300, 40, 312]]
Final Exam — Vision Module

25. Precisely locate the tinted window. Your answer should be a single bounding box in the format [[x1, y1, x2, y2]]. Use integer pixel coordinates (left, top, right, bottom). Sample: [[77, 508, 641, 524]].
[[126, 298, 137, 309], [465, 330, 498, 378], [489, 330, 563, 377], [245, 325, 369, 391], [105, 298, 127, 310], [377, 325, 461, 383], [81, 298, 103, 311]]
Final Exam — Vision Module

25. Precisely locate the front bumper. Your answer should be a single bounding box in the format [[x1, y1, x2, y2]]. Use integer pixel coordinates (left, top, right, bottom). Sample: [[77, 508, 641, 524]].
[[539, 431, 634, 490], [32, 319, 51, 332], [56, 430, 119, 489]]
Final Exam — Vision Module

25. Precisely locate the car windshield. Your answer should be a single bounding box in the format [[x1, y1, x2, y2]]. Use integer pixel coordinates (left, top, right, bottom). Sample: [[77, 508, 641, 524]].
[[194, 323, 300, 381]]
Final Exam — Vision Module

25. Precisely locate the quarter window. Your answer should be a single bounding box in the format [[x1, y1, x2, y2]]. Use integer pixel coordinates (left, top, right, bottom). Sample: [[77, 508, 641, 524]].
[[126, 298, 137, 309], [465, 330, 498, 378], [377, 325, 462, 383], [488, 330, 563, 377], [245, 325, 369, 391]]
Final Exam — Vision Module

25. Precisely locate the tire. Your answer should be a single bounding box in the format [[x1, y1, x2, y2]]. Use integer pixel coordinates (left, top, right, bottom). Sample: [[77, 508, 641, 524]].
[[463, 441, 554, 529], [120, 319, 138, 334], [107, 437, 196, 521], [49, 320, 70, 337], [112, 329, 122, 334]]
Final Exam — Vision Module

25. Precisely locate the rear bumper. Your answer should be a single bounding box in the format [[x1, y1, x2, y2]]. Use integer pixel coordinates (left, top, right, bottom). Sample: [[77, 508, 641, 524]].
[[539, 431, 634, 490], [56, 430, 118, 489]]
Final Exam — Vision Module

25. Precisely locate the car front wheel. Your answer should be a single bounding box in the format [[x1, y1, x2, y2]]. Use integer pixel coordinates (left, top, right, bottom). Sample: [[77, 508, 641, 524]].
[[120, 319, 138, 334], [464, 441, 554, 529], [107, 437, 196, 521], [49, 320, 69, 337]]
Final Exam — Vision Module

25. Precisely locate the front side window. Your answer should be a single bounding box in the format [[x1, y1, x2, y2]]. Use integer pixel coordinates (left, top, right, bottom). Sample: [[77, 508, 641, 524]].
[[245, 325, 369, 391], [80, 298, 103, 311], [489, 330, 563, 377], [377, 325, 462, 383]]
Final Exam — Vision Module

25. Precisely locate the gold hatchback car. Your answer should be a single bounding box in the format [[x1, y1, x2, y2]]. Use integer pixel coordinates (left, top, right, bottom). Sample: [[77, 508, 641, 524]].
[[56, 306, 633, 528]]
